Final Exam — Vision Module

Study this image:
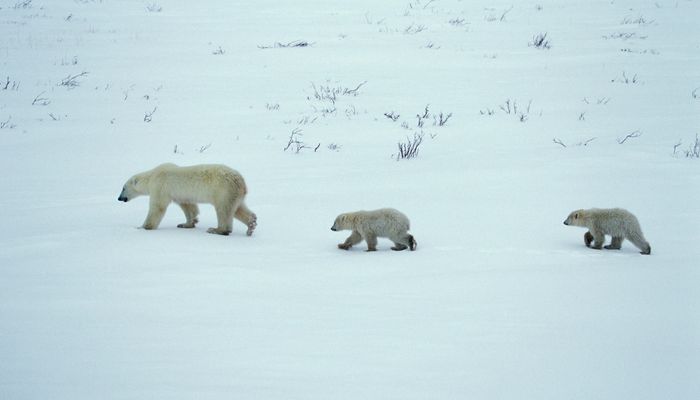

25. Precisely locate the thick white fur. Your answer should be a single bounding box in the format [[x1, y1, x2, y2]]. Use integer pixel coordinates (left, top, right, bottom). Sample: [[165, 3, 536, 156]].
[[331, 208, 416, 251], [563, 208, 650, 254], [118, 163, 257, 236]]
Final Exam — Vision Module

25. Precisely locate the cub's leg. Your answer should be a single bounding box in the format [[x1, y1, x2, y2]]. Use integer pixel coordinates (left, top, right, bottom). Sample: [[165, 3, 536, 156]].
[[604, 236, 623, 250], [338, 230, 362, 250], [234, 202, 257, 236], [142, 196, 169, 230], [589, 229, 605, 250], [176, 203, 199, 228], [364, 233, 378, 252]]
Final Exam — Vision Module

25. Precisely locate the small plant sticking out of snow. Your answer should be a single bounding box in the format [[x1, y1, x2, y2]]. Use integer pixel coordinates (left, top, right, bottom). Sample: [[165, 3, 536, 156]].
[[552, 137, 596, 148], [143, 107, 157, 122], [394, 132, 424, 161], [58, 72, 89, 89], [258, 40, 313, 49], [434, 111, 452, 126], [611, 71, 640, 84], [499, 99, 533, 122], [621, 15, 654, 26], [617, 130, 642, 144], [413, 104, 453, 128], [32, 91, 50, 106], [485, 6, 513, 22], [529, 33, 551, 49], [2, 77, 20, 91], [308, 80, 366, 105], [404, 23, 427, 34], [284, 128, 319, 154], [212, 46, 225, 55], [0, 116, 17, 130], [384, 111, 400, 121], [12, 0, 32, 9], [681, 134, 700, 158], [692, 87, 699, 100]]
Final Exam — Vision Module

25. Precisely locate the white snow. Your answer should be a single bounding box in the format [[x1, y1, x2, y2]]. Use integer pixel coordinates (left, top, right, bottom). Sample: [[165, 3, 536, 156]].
[[1, 0, 699, 399]]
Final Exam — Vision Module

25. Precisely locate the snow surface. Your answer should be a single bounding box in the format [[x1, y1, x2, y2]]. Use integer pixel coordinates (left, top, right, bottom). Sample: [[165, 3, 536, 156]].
[[1, 0, 699, 399]]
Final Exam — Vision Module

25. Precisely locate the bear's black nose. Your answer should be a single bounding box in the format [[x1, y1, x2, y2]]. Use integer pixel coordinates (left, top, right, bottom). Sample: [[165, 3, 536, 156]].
[[563, 221, 568, 225], [118, 196, 127, 202], [330, 227, 336, 231]]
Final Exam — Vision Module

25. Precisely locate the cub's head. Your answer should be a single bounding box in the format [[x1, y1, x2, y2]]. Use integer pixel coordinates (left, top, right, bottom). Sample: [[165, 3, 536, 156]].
[[563, 209, 585, 226], [117, 173, 149, 202], [330, 213, 352, 231]]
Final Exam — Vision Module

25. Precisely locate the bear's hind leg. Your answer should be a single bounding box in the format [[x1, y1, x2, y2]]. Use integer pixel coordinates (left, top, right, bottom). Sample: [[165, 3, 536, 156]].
[[234, 202, 257, 236], [338, 230, 362, 250], [177, 203, 199, 228], [390, 234, 414, 251], [604, 236, 623, 250], [208, 202, 235, 235], [364, 233, 378, 252], [627, 233, 651, 255]]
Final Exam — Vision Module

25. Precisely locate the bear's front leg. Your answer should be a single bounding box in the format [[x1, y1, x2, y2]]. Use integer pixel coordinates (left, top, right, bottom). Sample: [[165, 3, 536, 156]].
[[338, 230, 362, 250], [589, 229, 605, 250], [142, 197, 169, 230], [584, 231, 594, 248], [177, 203, 199, 228]]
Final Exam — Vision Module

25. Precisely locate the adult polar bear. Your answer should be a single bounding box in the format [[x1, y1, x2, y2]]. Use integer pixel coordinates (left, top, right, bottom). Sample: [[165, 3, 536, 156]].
[[118, 163, 257, 236]]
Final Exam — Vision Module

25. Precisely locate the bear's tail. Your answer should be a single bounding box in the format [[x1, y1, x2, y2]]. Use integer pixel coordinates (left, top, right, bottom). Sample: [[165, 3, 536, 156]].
[[408, 235, 417, 251]]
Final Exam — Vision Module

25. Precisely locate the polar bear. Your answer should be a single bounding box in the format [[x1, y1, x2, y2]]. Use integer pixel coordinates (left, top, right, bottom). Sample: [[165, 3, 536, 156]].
[[563, 208, 650, 254], [118, 163, 257, 236], [331, 208, 417, 252]]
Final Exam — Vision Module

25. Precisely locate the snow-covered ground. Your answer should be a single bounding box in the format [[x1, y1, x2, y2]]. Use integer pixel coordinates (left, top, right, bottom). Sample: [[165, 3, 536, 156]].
[[1, 0, 699, 399]]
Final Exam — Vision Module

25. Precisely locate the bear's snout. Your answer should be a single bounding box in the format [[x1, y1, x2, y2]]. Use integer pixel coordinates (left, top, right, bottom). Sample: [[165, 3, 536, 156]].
[[563, 220, 569, 225], [118, 195, 128, 202], [330, 227, 336, 231]]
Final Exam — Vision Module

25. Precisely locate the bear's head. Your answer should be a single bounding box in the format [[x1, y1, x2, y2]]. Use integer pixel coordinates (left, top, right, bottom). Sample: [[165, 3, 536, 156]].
[[563, 209, 585, 226], [118, 173, 149, 202], [330, 214, 351, 231]]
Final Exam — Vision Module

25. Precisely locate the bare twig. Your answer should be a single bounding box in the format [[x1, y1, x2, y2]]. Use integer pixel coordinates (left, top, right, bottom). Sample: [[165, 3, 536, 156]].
[[553, 138, 567, 148], [32, 91, 51, 106], [144, 107, 157, 122], [617, 130, 642, 144]]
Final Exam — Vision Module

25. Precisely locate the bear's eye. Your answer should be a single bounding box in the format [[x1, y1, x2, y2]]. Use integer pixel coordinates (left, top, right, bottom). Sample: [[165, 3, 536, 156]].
[[132, 178, 138, 185], [574, 213, 579, 219]]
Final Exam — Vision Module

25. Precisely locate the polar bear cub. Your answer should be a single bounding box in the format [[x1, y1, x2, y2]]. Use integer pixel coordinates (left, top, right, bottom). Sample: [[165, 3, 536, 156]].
[[118, 163, 257, 236], [331, 208, 417, 252], [563, 208, 650, 254]]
